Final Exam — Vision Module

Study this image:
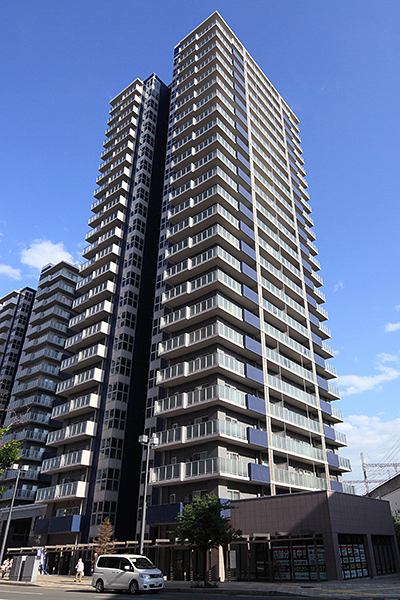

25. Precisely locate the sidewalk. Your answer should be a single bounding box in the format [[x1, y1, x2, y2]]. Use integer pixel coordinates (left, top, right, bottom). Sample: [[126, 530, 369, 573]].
[[1, 573, 400, 597]]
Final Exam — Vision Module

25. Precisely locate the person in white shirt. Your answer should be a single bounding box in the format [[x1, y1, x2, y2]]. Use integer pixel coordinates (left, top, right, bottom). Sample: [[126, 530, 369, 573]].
[[74, 558, 84, 582]]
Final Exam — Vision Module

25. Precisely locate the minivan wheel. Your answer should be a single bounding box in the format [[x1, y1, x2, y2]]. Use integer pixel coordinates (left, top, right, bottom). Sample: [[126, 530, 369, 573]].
[[95, 579, 104, 593], [129, 580, 139, 594]]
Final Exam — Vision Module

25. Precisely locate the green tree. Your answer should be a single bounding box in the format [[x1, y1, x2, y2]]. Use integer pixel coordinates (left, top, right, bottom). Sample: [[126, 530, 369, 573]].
[[175, 493, 242, 582], [0, 426, 21, 491], [393, 517, 400, 550], [94, 517, 116, 555]]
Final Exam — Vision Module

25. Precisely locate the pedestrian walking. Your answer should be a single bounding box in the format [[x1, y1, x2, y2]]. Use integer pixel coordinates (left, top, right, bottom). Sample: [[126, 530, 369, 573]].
[[74, 558, 84, 582], [0, 559, 9, 578]]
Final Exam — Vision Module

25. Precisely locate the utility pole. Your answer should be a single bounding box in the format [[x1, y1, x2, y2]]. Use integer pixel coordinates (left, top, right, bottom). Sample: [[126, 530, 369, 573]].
[[361, 453, 370, 495]]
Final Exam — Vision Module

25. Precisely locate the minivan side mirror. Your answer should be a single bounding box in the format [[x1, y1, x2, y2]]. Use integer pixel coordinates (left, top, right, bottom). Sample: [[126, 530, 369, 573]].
[[124, 565, 131, 571]]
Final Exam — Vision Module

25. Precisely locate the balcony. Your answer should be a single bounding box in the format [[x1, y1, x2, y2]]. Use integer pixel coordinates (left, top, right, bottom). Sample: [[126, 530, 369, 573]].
[[64, 321, 111, 352], [57, 367, 104, 396], [76, 262, 118, 294], [61, 344, 107, 374], [268, 403, 321, 435], [151, 457, 249, 486], [36, 480, 89, 503], [271, 434, 324, 463], [51, 393, 100, 420], [41, 449, 93, 474], [1, 429, 48, 444], [273, 467, 328, 491], [156, 419, 247, 449], [3, 411, 51, 428], [338, 456, 351, 471], [72, 281, 115, 312], [8, 393, 54, 411], [0, 468, 40, 482], [46, 420, 97, 446], [0, 488, 37, 501]]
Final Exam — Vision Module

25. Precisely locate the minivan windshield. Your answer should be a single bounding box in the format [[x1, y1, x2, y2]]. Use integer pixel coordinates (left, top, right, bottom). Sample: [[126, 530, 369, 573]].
[[131, 557, 156, 569]]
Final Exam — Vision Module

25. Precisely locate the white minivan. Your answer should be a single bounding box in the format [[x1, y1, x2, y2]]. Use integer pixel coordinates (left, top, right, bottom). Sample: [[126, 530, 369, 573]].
[[91, 554, 164, 594]]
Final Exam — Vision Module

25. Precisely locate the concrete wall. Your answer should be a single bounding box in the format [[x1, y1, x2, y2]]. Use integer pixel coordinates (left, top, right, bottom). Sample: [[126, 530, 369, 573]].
[[229, 491, 400, 580]]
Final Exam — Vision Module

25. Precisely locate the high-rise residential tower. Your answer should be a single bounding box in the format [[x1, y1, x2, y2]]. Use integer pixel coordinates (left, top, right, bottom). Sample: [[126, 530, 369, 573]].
[[0, 263, 80, 510], [0, 287, 35, 416], [141, 13, 352, 538], [35, 74, 170, 545]]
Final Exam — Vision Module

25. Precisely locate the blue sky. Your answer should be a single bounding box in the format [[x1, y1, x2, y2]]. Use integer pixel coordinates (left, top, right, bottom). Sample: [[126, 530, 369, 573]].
[[1, 0, 400, 491]]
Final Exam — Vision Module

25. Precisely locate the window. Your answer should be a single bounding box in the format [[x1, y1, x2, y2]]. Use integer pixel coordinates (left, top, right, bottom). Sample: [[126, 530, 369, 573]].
[[104, 409, 126, 430], [100, 437, 123, 460], [107, 381, 129, 402]]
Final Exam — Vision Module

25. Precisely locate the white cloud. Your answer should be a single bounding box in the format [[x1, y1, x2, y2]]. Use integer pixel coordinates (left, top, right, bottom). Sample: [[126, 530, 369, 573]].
[[385, 322, 400, 333], [20, 239, 73, 270], [0, 263, 21, 280], [336, 364, 400, 395], [376, 353, 399, 363], [338, 415, 400, 490], [395, 305, 400, 311], [334, 281, 344, 292]]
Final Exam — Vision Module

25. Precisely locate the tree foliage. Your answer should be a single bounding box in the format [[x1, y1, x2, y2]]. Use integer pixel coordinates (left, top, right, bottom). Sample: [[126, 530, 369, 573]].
[[175, 493, 242, 553], [394, 517, 400, 550], [0, 427, 21, 472], [94, 517, 116, 555]]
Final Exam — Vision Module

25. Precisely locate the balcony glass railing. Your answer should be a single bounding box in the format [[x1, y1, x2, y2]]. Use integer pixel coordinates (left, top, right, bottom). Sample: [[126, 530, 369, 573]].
[[271, 434, 324, 461], [273, 468, 328, 490], [269, 403, 320, 433], [332, 406, 343, 421], [267, 374, 317, 407], [151, 457, 248, 484], [338, 456, 351, 470]]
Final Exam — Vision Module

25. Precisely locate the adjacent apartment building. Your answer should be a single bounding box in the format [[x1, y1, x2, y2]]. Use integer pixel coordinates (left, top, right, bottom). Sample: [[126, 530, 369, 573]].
[[0, 263, 80, 510], [0, 287, 35, 416], [35, 74, 170, 545]]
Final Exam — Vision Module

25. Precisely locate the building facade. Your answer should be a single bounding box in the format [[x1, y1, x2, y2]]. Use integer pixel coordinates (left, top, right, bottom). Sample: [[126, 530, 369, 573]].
[[0, 287, 35, 417], [143, 13, 353, 538], [35, 74, 170, 545], [0, 263, 80, 510]]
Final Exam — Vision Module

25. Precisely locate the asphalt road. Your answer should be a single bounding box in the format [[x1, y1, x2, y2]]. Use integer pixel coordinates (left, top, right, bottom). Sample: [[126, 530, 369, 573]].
[[0, 586, 309, 600]]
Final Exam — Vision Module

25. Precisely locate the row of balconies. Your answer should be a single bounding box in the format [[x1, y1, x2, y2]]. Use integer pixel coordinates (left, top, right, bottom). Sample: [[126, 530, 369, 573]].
[[41, 449, 93, 474], [150, 457, 341, 494], [56, 367, 104, 396], [8, 394, 54, 410], [97, 140, 134, 177], [82, 227, 123, 260], [36, 480, 88, 504], [76, 261, 118, 294], [64, 321, 110, 353], [46, 420, 97, 446], [51, 393, 100, 420], [79, 244, 121, 278], [60, 343, 107, 374], [3, 411, 50, 428], [35, 280, 75, 301], [12, 377, 57, 396], [23, 332, 66, 351], [1, 429, 48, 444], [33, 293, 73, 313], [69, 300, 113, 333], [154, 418, 349, 469], [19, 346, 63, 367], [38, 267, 79, 287], [85, 208, 127, 243], [72, 281, 115, 312]]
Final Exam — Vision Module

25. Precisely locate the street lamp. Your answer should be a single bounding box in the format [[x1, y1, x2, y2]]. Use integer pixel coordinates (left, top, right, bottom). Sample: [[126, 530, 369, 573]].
[[138, 434, 159, 555], [0, 464, 29, 566]]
